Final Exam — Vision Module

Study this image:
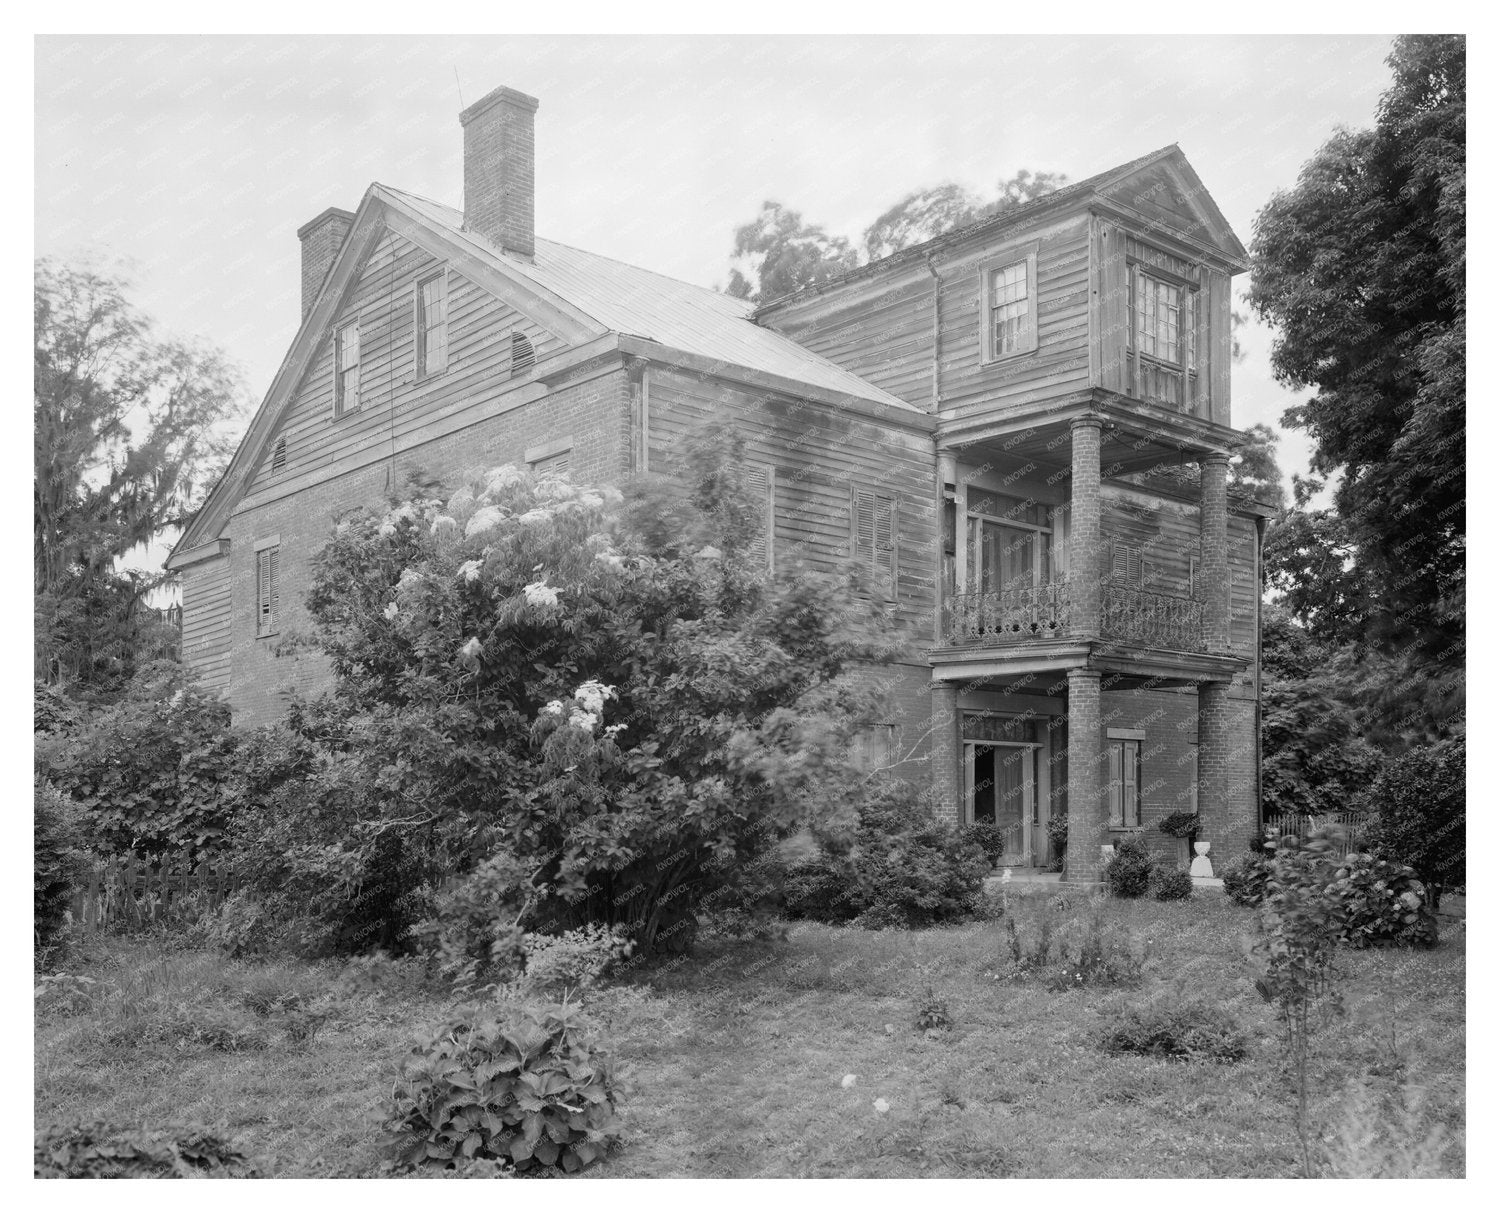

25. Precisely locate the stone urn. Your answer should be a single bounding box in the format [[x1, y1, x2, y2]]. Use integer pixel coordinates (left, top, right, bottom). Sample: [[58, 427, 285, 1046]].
[[1189, 840, 1214, 878]]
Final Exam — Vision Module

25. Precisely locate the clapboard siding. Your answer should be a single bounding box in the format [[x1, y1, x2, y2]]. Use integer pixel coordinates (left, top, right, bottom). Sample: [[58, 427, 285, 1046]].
[[246, 230, 564, 496], [647, 368, 937, 638], [180, 554, 232, 693]]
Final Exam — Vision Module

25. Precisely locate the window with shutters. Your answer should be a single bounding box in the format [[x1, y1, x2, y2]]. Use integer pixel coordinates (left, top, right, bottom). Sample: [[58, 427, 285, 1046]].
[[256, 546, 280, 637], [1110, 542, 1155, 590], [1107, 735, 1143, 828], [852, 488, 898, 597], [334, 321, 360, 418], [743, 463, 774, 570], [415, 271, 449, 378], [979, 242, 1040, 363], [1187, 554, 1200, 598], [510, 332, 536, 377]]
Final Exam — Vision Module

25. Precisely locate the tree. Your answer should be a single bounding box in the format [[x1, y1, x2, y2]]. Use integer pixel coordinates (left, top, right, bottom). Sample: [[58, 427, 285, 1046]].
[[863, 183, 985, 262], [1363, 736, 1464, 909], [1228, 422, 1286, 512], [235, 432, 900, 954], [1248, 35, 1464, 671], [725, 202, 860, 304], [34, 259, 243, 689]]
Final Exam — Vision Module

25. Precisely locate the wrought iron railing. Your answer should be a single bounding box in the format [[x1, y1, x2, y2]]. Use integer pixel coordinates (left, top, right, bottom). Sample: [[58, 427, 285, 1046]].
[[945, 582, 1071, 645], [1101, 585, 1204, 651], [942, 581, 1206, 652]]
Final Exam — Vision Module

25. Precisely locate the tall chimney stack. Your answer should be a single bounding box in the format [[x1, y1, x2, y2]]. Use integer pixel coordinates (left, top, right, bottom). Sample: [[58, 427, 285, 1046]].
[[460, 85, 539, 259], [297, 207, 355, 319]]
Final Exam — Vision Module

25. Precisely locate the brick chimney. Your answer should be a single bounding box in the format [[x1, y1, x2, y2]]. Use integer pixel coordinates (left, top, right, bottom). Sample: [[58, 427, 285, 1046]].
[[460, 85, 539, 259], [297, 207, 355, 318]]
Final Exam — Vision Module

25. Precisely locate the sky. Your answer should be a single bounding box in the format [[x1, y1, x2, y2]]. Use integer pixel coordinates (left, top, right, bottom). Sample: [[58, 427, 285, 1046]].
[[34, 34, 1400, 585]]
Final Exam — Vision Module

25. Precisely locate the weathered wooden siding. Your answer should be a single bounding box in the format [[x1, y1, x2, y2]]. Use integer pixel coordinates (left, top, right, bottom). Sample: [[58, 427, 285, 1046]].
[[646, 367, 938, 641], [246, 229, 565, 497], [179, 553, 231, 693]]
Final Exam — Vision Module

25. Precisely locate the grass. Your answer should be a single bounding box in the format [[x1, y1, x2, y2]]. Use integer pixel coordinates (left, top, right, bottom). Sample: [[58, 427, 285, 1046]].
[[34, 889, 1465, 1178]]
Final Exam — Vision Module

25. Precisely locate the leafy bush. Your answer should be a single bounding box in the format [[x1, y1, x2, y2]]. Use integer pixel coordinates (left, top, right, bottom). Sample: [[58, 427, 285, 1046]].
[[1100, 999, 1249, 1062], [522, 924, 634, 992], [1221, 852, 1274, 907], [1151, 868, 1194, 901], [35, 1122, 257, 1178], [410, 851, 530, 988], [1045, 815, 1068, 872], [1104, 836, 1153, 898], [782, 855, 860, 923], [387, 1000, 622, 1173], [959, 822, 1007, 866], [1156, 810, 1200, 839], [34, 662, 240, 861], [35, 779, 87, 954], [1326, 853, 1439, 948], [849, 780, 990, 928], [1363, 737, 1464, 908]]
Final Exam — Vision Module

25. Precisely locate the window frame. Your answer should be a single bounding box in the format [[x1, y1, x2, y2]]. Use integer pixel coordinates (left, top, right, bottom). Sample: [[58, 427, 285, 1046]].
[[334, 320, 361, 419], [1106, 731, 1144, 829], [851, 486, 898, 600], [1127, 258, 1200, 411], [414, 269, 450, 380], [979, 241, 1041, 365], [254, 538, 281, 638]]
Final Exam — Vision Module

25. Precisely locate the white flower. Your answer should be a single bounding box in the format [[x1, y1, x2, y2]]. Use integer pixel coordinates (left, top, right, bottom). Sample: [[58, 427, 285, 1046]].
[[483, 464, 527, 493], [464, 505, 505, 538], [841, 1074, 858, 1089], [601, 486, 624, 505], [573, 681, 615, 715], [517, 508, 552, 526], [541, 699, 566, 717], [396, 569, 424, 592], [378, 522, 397, 538], [382, 602, 399, 620], [694, 545, 723, 560], [873, 1098, 890, 1114], [431, 515, 459, 539], [595, 551, 626, 570], [457, 559, 484, 583], [579, 492, 604, 510], [1000, 868, 1013, 883], [458, 637, 484, 666], [573, 710, 600, 733], [446, 486, 476, 518], [523, 580, 560, 608], [603, 723, 625, 740]]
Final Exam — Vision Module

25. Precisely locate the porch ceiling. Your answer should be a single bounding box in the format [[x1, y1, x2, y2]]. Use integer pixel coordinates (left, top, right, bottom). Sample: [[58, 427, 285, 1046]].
[[928, 640, 1245, 689], [937, 388, 1241, 475]]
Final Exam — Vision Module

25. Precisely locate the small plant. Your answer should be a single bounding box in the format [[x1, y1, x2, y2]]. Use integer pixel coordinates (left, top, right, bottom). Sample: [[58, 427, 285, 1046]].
[[35, 1122, 257, 1178], [386, 998, 622, 1173], [410, 851, 531, 990], [1151, 868, 1193, 902], [914, 985, 953, 1032], [1326, 853, 1439, 948], [1322, 1078, 1453, 1177], [1221, 851, 1273, 906], [1104, 836, 1153, 898], [1046, 905, 1147, 990], [1099, 998, 1249, 1062], [1045, 816, 1068, 871], [522, 923, 633, 992], [1156, 810, 1200, 840], [34, 972, 102, 1017], [1251, 829, 1347, 1177]]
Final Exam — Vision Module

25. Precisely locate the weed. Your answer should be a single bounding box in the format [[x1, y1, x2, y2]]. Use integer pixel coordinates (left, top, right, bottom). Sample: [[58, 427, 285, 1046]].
[[1323, 1079, 1452, 1177], [914, 986, 953, 1032], [1099, 999, 1249, 1062]]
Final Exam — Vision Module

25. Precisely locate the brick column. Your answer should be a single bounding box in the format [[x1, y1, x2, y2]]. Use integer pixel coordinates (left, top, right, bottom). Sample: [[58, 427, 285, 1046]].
[[1069, 418, 1103, 639], [1197, 680, 1231, 854], [1064, 668, 1106, 884], [1199, 454, 1231, 652], [929, 681, 962, 825]]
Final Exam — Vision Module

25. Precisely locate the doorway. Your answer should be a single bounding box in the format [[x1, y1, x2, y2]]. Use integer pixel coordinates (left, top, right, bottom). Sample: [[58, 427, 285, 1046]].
[[964, 740, 1040, 866]]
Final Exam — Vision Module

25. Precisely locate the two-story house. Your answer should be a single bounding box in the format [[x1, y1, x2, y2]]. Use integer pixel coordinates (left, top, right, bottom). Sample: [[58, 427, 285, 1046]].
[[169, 83, 1269, 884]]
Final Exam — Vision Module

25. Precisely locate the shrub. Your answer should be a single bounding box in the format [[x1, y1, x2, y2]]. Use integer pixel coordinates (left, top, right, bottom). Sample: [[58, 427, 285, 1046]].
[[522, 924, 634, 992], [959, 821, 1007, 867], [1156, 810, 1200, 839], [35, 1122, 258, 1178], [386, 1000, 622, 1173], [1363, 737, 1464, 908], [1326, 853, 1439, 948], [1151, 868, 1194, 902], [1104, 836, 1152, 898], [35, 779, 87, 954], [850, 780, 990, 928], [1221, 852, 1273, 907], [783, 855, 860, 923], [410, 851, 530, 989], [1100, 999, 1249, 1062], [914, 986, 952, 1032]]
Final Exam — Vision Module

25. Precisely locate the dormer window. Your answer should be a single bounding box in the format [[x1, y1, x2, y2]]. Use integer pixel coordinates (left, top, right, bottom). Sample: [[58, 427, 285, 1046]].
[[980, 242, 1039, 364], [334, 321, 360, 418], [1128, 259, 1199, 411]]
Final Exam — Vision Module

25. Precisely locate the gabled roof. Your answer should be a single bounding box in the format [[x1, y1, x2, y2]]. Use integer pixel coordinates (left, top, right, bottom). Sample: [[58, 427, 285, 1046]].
[[382, 187, 917, 412], [755, 144, 1249, 315], [169, 184, 917, 565]]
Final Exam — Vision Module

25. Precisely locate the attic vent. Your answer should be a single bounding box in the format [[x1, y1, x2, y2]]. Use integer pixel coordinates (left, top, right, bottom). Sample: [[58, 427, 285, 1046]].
[[510, 332, 536, 377], [271, 437, 288, 475]]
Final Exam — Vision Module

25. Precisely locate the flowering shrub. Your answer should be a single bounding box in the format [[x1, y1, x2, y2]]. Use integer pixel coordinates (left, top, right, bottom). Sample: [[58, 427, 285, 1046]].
[[264, 429, 896, 954], [1326, 853, 1439, 948]]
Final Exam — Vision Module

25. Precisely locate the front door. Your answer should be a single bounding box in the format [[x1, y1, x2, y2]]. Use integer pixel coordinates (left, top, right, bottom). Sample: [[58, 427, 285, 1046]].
[[965, 741, 1037, 866]]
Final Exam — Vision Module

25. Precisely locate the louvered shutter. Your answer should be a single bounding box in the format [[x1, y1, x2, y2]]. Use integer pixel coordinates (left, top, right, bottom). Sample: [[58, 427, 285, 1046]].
[[854, 488, 897, 597], [511, 332, 536, 376], [1111, 543, 1143, 588], [743, 463, 773, 570], [257, 547, 280, 636]]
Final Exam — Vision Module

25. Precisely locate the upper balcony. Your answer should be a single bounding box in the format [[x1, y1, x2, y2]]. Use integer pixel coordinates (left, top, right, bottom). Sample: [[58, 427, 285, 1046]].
[[943, 580, 1206, 653]]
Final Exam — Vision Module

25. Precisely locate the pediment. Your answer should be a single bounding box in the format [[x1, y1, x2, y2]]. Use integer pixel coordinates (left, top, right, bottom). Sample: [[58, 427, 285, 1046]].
[[1095, 151, 1248, 269]]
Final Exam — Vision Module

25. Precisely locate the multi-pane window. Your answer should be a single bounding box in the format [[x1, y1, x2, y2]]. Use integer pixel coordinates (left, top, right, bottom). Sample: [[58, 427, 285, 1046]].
[[1129, 266, 1198, 410], [334, 322, 360, 418], [968, 489, 1053, 599], [989, 261, 1031, 358], [1107, 736, 1143, 828], [416, 273, 448, 377], [853, 488, 898, 597], [256, 546, 280, 637]]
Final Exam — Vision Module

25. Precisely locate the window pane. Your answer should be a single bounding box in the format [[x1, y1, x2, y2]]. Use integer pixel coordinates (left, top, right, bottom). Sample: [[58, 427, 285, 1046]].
[[990, 261, 1030, 357]]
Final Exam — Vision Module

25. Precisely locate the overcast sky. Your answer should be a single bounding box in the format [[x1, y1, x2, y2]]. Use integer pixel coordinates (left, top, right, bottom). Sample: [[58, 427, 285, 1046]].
[[35, 34, 1400, 581]]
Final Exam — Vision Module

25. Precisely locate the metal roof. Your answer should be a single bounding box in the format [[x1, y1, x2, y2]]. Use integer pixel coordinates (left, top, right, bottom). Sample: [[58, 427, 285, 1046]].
[[383, 187, 922, 414]]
